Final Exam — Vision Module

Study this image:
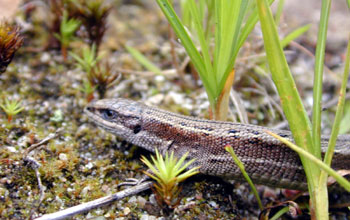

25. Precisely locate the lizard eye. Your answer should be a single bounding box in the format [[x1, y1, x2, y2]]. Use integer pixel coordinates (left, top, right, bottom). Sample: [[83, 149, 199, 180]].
[[100, 109, 117, 120]]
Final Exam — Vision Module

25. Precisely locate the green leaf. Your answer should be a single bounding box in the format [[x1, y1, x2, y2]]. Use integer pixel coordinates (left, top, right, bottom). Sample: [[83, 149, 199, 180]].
[[0, 98, 24, 116], [270, 206, 289, 220], [274, 0, 285, 25], [339, 102, 350, 134], [155, 0, 214, 104], [219, 0, 275, 99], [322, 36, 350, 168], [125, 45, 163, 75], [312, 0, 331, 158], [141, 149, 199, 185], [188, 0, 215, 87], [225, 145, 263, 210], [280, 24, 311, 48], [256, 0, 318, 190]]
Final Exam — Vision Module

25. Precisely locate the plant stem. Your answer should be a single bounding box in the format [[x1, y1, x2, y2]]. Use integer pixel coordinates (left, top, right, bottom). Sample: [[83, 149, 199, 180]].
[[312, 0, 331, 159]]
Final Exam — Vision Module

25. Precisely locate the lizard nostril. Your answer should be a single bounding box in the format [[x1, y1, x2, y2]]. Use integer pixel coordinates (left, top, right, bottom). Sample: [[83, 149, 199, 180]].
[[86, 107, 94, 112]]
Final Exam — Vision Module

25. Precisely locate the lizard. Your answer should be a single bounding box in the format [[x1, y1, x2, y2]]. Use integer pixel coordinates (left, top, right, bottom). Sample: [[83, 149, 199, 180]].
[[85, 98, 350, 191]]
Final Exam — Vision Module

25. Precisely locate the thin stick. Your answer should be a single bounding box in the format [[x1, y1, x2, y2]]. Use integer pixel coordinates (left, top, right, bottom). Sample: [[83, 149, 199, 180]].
[[35, 181, 153, 220], [26, 156, 46, 219], [24, 128, 63, 219], [24, 128, 63, 156]]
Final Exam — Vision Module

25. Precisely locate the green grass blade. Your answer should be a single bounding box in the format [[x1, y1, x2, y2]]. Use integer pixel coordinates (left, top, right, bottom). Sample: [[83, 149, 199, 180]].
[[125, 45, 163, 75], [188, 0, 216, 89], [312, 0, 331, 159], [256, 0, 318, 188], [235, 0, 275, 57], [180, 0, 191, 27], [155, 0, 215, 104], [227, 0, 249, 62], [204, 0, 215, 42], [322, 37, 350, 168], [216, 0, 248, 95], [213, 0, 242, 81], [339, 102, 350, 134], [270, 206, 289, 220], [274, 0, 285, 26], [225, 146, 263, 210], [280, 24, 311, 48], [219, 0, 275, 97]]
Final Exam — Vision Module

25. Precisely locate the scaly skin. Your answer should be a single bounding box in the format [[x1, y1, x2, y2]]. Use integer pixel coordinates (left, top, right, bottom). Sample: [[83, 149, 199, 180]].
[[85, 98, 350, 190]]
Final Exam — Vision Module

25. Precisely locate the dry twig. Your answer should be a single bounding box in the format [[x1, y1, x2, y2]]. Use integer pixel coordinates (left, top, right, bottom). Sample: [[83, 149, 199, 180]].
[[23, 128, 63, 219], [35, 181, 153, 220]]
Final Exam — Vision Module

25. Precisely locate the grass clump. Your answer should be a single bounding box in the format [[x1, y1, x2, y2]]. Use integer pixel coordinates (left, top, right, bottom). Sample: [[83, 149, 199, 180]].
[[68, 0, 111, 51], [79, 79, 96, 102], [70, 44, 119, 100], [156, 0, 274, 120], [0, 22, 23, 73], [70, 44, 101, 74], [141, 149, 200, 210], [256, 0, 350, 218], [54, 11, 81, 61], [0, 98, 24, 122]]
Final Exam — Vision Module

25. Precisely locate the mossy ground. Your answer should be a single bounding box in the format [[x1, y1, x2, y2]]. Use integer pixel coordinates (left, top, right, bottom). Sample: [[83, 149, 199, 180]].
[[1, 1, 349, 219]]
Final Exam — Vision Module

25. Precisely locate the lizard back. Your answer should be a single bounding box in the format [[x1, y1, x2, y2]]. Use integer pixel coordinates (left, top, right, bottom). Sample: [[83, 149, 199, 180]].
[[85, 98, 350, 190]]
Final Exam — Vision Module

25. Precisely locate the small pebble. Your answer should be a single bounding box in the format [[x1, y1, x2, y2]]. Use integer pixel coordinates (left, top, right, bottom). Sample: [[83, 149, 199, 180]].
[[123, 207, 130, 215], [6, 146, 17, 153], [209, 201, 218, 208], [147, 94, 164, 105], [140, 215, 157, 220], [137, 196, 147, 208], [40, 52, 51, 63], [165, 91, 184, 105], [81, 186, 91, 196], [128, 196, 137, 203], [101, 185, 109, 193], [86, 162, 94, 169], [155, 75, 165, 82], [149, 194, 157, 205], [59, 153, 68, 161]]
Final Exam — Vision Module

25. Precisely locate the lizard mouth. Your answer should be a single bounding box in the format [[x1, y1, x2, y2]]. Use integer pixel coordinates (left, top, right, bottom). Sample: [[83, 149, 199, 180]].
[[84, 105, 126, 134], [84, 106, 96, 117], [84, 106, 100, 124]]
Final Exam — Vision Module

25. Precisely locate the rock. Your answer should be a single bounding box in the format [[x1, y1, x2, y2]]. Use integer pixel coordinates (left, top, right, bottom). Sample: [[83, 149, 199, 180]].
[[58, 153, 68, 161], [123, 207, 131, 215]]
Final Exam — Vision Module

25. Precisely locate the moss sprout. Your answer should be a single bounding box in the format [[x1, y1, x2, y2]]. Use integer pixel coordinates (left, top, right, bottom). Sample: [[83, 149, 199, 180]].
[[0, 98, 24, 122], [88, 61, 119, 99], [0, 22, 23, 73], [69, 0, 111, 51], [54, 11, 81, 60], [141, 149, 200, 210]]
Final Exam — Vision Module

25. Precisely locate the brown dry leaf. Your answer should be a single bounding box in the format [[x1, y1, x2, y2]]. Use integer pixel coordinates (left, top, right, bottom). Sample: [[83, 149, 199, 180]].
[[0, 0, 21, 20], [327, 169, 350, 186], [259, 201, 302, 219]]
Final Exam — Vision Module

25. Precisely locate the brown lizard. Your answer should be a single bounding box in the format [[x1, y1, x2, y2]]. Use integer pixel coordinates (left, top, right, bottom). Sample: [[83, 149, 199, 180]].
[[85, 98, 350, 191]]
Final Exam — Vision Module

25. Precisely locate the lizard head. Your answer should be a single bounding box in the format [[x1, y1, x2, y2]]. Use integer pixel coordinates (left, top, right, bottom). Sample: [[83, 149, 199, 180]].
[[85, 98, 143, 139]]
